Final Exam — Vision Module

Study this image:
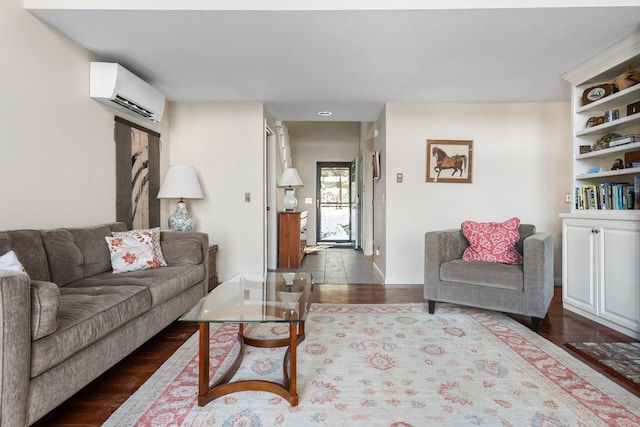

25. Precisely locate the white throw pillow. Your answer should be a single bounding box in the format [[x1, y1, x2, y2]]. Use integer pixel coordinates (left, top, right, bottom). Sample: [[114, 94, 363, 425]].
[[105, 234, 160, 274], [112, 227, 167, 266], [0, 250, 28, 275]]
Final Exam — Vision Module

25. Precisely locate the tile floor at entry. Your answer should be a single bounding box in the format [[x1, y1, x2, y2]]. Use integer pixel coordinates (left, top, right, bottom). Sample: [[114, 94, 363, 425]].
[[295, 247, 384, 284]]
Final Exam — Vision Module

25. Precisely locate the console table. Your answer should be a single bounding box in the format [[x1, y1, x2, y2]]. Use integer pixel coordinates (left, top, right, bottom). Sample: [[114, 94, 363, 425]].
[[208, 244, 218, 291], [278, 211, 307, 268]]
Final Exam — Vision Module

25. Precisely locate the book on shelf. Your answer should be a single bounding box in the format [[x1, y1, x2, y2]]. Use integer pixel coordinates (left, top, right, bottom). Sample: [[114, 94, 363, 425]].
[[625, 150, 640, 163], [626, 186, 635, 210], [575, 182, 636, 210], [609, 134, 640, 147]]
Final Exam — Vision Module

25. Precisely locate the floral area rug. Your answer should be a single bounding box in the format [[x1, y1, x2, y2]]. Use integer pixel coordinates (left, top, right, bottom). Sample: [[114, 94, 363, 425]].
[[104, 304, 640, 426], [566, 342, 640, 387]]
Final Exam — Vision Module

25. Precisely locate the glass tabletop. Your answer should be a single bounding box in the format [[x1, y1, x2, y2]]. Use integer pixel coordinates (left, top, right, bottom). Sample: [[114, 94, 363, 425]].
[[180, 272, 314, 323]]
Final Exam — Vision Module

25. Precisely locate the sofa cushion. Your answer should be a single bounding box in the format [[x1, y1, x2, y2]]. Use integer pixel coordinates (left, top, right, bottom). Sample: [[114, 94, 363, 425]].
[[461, 217, 523, 265], [70, 224, 127, 276], [41, 223, 127, 286], [0, 230, 50, 281], [440, 259, 524, 291], [112, 228, 167, 267], [65, 264, 205, 308], [30, 284, 150, 377], [105, 235, 160, 273], [161, 238, 203, 265], [30, 280, 60, 340]]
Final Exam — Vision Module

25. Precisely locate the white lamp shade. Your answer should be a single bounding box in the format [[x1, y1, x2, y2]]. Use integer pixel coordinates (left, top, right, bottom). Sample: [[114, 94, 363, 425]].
[[278, 168, 304, 188], [157, 165, 204, 199]]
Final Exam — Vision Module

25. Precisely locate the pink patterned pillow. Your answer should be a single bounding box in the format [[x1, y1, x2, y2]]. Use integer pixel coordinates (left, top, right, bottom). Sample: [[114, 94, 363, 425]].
[[461, 217, 523, 264]]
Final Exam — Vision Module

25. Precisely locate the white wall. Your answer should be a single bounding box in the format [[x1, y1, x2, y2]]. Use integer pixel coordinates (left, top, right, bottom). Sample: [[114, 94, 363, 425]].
[[382, 102, 572, 284], [2, 0, 572, 287], [287, 122, 360, 246], [1, 1, 169, 230], [168, 103, 265, 281]]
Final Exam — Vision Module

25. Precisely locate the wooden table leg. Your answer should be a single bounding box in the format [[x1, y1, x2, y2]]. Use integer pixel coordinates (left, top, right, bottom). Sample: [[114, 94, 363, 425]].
[[198, 323, 210, 406], [289, 321, 298, 405], [197, 321, 303, 407]]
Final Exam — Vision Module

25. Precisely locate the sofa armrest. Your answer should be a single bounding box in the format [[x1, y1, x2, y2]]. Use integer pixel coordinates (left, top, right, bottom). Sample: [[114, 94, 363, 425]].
[[523, 232, 554, 316], [160, 231, 209, 293], [30, 280, 60, 340], [0, 271, 31, 426], [424, 229, 467, 298]]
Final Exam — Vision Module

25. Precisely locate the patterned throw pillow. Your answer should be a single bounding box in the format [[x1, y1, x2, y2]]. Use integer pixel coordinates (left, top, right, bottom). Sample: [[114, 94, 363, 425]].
[[0, 250, 29, 276], [461, 217, 523, 265], [105, 235, 160, 273], [112, 227, 167, 266]]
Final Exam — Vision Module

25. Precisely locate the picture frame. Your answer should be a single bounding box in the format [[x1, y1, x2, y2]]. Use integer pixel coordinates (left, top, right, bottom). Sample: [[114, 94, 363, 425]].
[[426, 139, 473, 183]]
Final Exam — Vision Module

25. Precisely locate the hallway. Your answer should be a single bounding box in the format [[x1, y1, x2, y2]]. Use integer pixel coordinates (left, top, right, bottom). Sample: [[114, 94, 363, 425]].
[[297, 247, 384, 284]]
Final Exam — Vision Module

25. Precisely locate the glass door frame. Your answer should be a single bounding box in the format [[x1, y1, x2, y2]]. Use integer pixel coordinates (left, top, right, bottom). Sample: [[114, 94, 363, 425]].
[[316, 161, 352, 244]]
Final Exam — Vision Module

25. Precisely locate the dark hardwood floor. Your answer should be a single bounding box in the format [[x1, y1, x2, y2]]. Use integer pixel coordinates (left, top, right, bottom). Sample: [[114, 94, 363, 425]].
[[33, 285, 639, 426]]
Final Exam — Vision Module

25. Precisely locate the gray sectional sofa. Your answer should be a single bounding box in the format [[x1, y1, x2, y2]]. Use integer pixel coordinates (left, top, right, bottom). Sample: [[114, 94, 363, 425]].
[[0, 222, 208, 426]]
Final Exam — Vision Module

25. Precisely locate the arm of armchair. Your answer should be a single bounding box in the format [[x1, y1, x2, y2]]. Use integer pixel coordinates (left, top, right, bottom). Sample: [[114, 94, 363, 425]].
[[0, 271, 31, 426], [424, 229, 468, 301], [522, 232, 554, 317]]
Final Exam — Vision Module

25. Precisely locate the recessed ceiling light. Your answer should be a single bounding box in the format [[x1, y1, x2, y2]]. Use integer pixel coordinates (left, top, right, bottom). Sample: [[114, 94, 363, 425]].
[[317, 111, 332, 116]]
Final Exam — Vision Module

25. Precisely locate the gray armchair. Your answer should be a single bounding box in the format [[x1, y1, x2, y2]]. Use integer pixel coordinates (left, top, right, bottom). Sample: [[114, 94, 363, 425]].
[[424, 224, 553, 332]]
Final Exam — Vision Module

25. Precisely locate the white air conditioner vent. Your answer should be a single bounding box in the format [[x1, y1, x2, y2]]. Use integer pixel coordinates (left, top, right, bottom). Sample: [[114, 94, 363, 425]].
[[113, 94, 155, 119], [90, 62, 165, 122]]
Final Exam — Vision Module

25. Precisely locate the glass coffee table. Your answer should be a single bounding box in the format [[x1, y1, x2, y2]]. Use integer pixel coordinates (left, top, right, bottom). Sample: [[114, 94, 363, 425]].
[[180, 272, 313, 407]]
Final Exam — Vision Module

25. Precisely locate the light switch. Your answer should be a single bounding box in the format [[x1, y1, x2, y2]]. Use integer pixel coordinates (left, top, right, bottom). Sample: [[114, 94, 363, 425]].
[[396, 173, 403, 183], [245, 193, 251, 202], [305, 197, 313, 204]]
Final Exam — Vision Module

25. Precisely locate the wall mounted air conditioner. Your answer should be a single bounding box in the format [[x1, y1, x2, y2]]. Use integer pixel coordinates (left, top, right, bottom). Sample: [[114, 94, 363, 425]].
[[90, 62, 165, 123]]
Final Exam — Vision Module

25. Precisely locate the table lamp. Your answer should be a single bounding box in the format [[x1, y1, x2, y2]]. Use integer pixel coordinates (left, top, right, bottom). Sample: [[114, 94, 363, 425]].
[[157, 165, 204, 231], [277, 168, 304, 212]]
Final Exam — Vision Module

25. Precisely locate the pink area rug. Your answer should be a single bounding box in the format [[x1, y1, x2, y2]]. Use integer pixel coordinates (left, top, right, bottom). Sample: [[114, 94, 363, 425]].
[[103, 304, 640, 426]]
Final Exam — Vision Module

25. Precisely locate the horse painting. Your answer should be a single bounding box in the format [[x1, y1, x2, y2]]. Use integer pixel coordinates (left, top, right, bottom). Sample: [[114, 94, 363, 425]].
[[432, 146, 467, 178]]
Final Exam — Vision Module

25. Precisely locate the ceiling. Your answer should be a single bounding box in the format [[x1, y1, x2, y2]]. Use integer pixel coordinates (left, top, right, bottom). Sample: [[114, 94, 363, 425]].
[[26, 2, 640, 122]]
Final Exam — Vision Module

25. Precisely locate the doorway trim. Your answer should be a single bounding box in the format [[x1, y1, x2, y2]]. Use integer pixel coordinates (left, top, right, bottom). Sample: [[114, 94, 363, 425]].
[[316, 161, 352, 244]]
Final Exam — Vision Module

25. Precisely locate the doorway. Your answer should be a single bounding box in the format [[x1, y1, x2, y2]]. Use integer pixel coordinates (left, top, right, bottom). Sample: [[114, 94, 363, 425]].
[[316, 162, 352, 244]]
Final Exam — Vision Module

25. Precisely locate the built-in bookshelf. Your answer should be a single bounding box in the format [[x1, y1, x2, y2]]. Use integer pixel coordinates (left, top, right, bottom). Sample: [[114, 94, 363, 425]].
[[560, 31, 640, 339], [563, 33, 640, 215]]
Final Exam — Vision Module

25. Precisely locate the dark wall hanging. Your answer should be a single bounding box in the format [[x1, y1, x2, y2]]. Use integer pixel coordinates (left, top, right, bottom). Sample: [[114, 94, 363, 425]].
[[114, 117, 161, 229]]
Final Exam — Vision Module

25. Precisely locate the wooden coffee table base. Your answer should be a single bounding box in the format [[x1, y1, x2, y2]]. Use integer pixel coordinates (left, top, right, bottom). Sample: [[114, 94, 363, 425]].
[[197, 321, 305, 407]]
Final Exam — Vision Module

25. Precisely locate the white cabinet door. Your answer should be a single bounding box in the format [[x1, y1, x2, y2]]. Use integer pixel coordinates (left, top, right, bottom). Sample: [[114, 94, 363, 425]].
[[562, 219, 598, 314], [598, 221, 640, 330]]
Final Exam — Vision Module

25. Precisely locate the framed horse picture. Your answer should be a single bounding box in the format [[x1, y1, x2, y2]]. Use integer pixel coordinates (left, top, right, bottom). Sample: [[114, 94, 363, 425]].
[[426, 139, 473, 183]]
